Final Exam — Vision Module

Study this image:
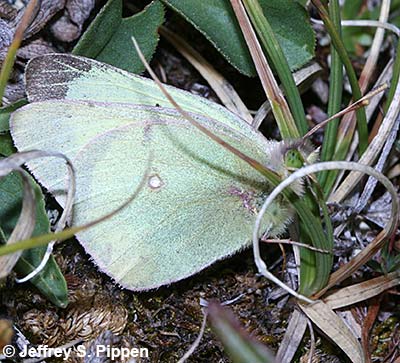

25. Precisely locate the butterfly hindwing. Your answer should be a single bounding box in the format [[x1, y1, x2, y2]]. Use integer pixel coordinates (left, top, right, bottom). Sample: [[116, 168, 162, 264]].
[[11, 99, 288, 289]]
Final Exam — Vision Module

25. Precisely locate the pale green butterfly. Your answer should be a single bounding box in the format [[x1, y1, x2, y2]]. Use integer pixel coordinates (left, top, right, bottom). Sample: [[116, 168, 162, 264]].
[[10, 54, 309, 290]]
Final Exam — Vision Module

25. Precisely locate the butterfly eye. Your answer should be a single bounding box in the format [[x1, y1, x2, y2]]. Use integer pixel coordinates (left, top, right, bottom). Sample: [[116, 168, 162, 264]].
[[284, 149, 304, 170]]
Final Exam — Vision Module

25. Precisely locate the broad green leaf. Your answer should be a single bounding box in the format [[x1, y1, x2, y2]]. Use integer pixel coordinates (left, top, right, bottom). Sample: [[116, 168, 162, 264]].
[[0, 172, 68, 307], [162, 0, 315, 76], [73, 0, 164, 74], [209, 303, 276, 363]]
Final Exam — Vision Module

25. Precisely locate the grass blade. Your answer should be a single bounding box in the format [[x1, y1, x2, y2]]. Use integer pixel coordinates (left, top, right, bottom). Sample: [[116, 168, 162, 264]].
[[318, 0, 342, 190], [229, 0, 299, 138], [242, 0, 308, 135], [311, 0, 368, 157]]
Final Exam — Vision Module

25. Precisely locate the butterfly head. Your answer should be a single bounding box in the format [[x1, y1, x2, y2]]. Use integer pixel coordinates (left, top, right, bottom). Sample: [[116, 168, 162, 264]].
[[267, 139, 319, 195]]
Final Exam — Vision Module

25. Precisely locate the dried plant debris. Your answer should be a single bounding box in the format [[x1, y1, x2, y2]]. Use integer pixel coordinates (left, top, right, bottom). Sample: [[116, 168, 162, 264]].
[[3, 79, 24, 102], [50, 0, 95, 42], [19, 277, 128, 347], [0, 18, 13, 57], [17, 37, 56, 59], [362, 191, 395, 229], [10, 0, 65, 39], [69, 331, 140, 363], [0, 0, 95, 103], [330, 189, 399, 232], [1, 1, 399, 361], [0, 2, 17, 21], [0, 318, 14, 351], [157, 48, 219, 103], [330, 190, 400, 273], [299, 348, 341, 363]]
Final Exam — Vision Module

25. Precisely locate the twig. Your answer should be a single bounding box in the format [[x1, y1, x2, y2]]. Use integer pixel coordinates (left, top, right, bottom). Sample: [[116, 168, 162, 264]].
[[303, 84, 387, 139], [307, 318, 316, 363], [261, 238, 332, 254], [177, 309, 208, 363]]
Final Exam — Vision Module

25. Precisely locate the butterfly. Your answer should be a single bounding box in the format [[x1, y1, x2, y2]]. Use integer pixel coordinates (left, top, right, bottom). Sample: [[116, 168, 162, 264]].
[[10, 54, 313, 290]]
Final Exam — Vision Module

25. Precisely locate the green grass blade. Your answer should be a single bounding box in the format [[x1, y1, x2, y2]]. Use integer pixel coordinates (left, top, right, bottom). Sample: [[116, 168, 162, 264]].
[[319, 0, 343, 190], [311, 0, 368, 155], [242, 0, 308, 136], [385, 41, 400, 113]]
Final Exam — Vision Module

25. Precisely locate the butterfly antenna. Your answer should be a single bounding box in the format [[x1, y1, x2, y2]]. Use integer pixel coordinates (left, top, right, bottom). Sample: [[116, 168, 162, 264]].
[[303, 83, 388, 140]]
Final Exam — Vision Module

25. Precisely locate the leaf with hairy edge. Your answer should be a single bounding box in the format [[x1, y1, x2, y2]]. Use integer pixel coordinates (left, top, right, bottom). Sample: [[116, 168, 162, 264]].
[[0, 172, 68, 308], [73, 0, 165, 74], [162, 0, 315, 76]]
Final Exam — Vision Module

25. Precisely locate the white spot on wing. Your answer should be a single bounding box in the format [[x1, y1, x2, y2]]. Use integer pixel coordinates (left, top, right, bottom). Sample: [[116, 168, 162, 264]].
[[148, 174, 164, 191]]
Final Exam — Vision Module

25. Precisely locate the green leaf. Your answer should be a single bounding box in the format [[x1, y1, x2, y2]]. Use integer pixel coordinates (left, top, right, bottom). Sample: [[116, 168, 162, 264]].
[[342, 0, 372, 53], [0, 172, 68, 307], [73, 0, 165, 74], [162, 0, 315, 76], [0, 133, 16, 157], [0, 100, 27, 133], [15, 247, 68, 308], [209, 302, 276, 363], [342, 0, 363, 19]]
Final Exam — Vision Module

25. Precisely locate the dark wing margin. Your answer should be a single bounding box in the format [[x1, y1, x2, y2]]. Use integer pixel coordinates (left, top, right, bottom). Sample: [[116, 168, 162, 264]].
[[25, 54, 93, 103]]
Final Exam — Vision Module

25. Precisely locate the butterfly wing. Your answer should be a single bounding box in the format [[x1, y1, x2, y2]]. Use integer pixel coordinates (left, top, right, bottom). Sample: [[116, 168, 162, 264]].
[[11, 100, 288, 290], [25, 54, 254, 138]]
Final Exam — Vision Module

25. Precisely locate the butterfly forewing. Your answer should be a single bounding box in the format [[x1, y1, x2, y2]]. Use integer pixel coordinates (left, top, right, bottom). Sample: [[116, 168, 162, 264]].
[[25, 54, 255, 138]]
